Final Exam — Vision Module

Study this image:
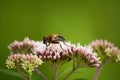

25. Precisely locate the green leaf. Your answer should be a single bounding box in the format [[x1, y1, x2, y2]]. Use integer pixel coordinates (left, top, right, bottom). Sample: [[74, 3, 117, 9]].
[[74, 78, 88, 80], [0, 68, 22, 78], [31, 73, 44, 80]]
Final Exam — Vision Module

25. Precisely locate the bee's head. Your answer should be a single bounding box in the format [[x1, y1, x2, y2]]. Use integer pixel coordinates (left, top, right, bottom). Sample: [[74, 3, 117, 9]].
[[43, 37, 46, 44]]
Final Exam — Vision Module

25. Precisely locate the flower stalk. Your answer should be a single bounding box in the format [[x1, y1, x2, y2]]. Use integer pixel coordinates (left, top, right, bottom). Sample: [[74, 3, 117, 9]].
[[53, 65, 58, 80], [34, 68, 48, 80], [93, 58, 111, 80], [63, 64, 79, 80], [16, 65, 29, 80]]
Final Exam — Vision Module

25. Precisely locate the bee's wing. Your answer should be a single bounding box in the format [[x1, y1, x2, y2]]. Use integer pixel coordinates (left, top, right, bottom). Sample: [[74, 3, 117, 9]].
[[57, 36, 65, 41]]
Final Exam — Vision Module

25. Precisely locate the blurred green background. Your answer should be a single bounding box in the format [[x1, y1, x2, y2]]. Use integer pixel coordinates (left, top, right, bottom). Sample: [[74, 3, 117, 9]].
[[0, 0, 120, 80]]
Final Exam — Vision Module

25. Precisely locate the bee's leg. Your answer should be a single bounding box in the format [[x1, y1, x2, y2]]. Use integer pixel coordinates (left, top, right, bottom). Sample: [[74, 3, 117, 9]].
[[47, 43, 50, 46], [63, 41, 69, 46], [46, 42, 50, 47], [45, 43, 47, 47], [46, 43, 50, 49], [59, 42, 65, 50], [59, 43, 63, 50]]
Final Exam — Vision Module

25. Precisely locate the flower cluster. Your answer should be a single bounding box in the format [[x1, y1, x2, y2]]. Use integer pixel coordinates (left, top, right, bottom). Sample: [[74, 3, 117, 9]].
[[6, 54, 43, 74], [33, 42, 100, 67], [7, 37, 101, 68], [33, 42, 75, 60], [74, 45, 101, 67], [90, 39, 120, 62], [8, 37, 35, 54], [5, 37, 120, 80]]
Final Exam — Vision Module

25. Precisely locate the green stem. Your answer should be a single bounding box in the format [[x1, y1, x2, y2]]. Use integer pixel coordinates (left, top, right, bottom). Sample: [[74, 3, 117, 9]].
[[35, 68, 48, 80], [93, 58, 111, 80], [53, 64, 58, 80], [29, 72, 32, 80], [63, 66, 78, 80], [93, 64, 103, 80], [16, 64, 28, 80], [16, 68, 28, 80], [63, 54, 83, 80]]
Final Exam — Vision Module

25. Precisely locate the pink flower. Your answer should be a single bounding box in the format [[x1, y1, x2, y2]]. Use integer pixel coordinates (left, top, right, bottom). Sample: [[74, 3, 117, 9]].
[[6, 54, 43, 73], [74, 45, 101, 67], [33, 41, 75, 60], [8, 37, 35, 54], [7, 37, 101, 68], [33, 42, 100, 67], [90, 39, 120, 62]]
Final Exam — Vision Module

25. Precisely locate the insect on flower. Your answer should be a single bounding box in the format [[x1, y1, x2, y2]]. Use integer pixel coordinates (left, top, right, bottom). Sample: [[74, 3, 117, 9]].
[[43, 34, 67, 49]]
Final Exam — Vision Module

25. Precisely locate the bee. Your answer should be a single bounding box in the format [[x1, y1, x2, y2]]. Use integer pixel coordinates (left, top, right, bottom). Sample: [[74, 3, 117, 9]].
[[43, 34, 66, 47]]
